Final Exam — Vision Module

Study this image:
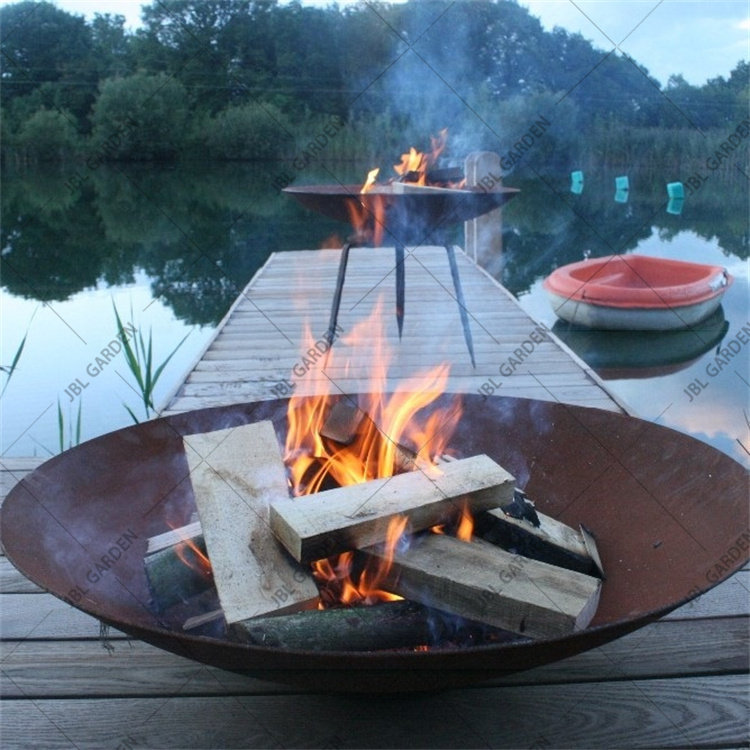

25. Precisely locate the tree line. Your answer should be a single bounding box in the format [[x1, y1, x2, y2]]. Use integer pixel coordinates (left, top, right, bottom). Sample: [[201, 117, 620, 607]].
[[1, 0, 748, 167]]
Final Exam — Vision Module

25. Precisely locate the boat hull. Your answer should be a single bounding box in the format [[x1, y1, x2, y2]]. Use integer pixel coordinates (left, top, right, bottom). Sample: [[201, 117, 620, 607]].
[[544, 255, 732, 331], [546, 290, 727, 330]]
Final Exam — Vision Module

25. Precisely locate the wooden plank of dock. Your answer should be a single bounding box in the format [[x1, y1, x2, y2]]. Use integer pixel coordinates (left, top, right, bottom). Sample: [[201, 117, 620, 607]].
[[160, 246, 634, 416]]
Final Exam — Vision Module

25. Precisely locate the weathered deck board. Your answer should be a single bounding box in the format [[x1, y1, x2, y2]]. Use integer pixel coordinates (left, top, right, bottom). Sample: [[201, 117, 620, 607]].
[[160, 246, 631, 416], [1, 614, 746, 700], [1, 675, 747, 749]]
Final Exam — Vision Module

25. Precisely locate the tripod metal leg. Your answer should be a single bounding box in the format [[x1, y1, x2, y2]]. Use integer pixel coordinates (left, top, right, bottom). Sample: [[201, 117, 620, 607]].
[[445, 245, 476, 368], [395, 243, 405, 339], [323, 242, 351, 369]]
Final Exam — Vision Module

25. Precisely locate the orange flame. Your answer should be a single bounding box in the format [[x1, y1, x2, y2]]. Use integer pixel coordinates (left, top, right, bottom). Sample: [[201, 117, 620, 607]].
[[320, 233, 344, 249], [360, 167, 380, 194], [283, 299, 464, 605], [346, 194, 385, 247], [393, 128, 449, 185], [169, 524, 213, 580], [455, 500, 474, 542]]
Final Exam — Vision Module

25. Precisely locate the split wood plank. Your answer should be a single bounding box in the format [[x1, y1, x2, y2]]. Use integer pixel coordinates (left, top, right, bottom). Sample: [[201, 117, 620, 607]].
[[184, 421, 319, 622], [270, 453, 515, 563], [362, 534, 602, 639], [477, 506, 598, 576], [146, 521, 202, 554]]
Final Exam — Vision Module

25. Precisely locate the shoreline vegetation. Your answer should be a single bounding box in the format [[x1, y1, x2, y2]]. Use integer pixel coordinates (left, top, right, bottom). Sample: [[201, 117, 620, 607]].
[[1, 1, 747, 173]]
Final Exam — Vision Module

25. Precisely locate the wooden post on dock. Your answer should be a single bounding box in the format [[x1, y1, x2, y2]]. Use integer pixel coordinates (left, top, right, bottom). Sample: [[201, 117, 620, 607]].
[[464, 152, 504, 269]]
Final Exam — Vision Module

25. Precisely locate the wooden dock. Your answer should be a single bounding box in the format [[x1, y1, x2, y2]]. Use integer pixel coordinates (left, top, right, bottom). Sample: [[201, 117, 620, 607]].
[[1, 248, 747, 748], [160, 246, 631, 416]]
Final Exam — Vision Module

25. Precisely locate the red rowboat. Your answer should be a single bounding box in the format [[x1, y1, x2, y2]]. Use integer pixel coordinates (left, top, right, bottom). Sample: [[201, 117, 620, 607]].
[[544, 254, 732, 330]]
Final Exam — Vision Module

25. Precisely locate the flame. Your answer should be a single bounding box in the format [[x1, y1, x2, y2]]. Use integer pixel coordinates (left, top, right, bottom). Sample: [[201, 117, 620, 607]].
[[284, 299, 460, 495], [350, 129, 463, 246], [320, 233, 344, 249], [394, 147, 427, 182], [393, 128, 449, 185], [346, 194, 385, 247], [169, 523, 213, 580], [360, 167, 380, 194], [455, 500, 474, 542], [283, 298, 464, 606]]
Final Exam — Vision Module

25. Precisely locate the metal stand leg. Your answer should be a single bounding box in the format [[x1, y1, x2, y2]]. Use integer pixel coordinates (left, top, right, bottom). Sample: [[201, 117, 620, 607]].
[[445, 245, 476, 367], [323, 242, 351, 369], [395, 243, 405, 339]]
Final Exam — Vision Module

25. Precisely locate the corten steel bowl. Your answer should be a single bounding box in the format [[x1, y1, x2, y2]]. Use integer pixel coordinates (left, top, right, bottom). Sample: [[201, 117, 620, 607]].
[[2, 394, 748, 693], [283, 184, 519, 242]]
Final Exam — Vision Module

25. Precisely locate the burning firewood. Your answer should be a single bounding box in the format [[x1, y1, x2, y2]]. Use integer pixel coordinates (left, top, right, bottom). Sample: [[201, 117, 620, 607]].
[[270, 454, 515, 564], [319, 401, 366, 446], [359, 534, 602, 640], [319, 401, 424, 472], [184, 421, 319, 622], [475, 489, 603, 577], [144, 521, 212, 611], [230, 600, 526, 652]]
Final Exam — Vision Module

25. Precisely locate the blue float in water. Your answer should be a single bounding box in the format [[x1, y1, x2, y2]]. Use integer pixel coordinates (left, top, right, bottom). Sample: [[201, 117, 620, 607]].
[[615, 175, 629, 191], [667, 197, 684, 215], [615, 187, 629, 204], [667, 182, 684, 199], [570, 170, 584, 194]]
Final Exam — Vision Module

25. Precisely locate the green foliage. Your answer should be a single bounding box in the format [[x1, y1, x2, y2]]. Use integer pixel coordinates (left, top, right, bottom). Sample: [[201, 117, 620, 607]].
[[91, 73, 188, 160], [0, 309, 36, 398], [13, 109, 80, 162], [0, 0, 96, 123], [201, 103, 293, 160], [57, 398, 83, 453], [112, 300, 191, 421], [1, 0, 747, 163]]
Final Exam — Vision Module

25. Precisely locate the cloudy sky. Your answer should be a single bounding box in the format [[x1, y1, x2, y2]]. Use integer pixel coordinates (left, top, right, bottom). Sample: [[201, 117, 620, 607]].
[[3, 0, 748, 86]]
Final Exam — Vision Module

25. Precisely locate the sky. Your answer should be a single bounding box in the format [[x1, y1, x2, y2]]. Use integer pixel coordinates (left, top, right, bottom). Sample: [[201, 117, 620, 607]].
[[1, 0, 748, 86]]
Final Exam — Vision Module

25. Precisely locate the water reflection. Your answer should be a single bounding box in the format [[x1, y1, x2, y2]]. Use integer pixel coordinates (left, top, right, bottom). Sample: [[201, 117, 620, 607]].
[[1, 162, 747, 464], [552, 308, 730, 380], [1, 162, 344, 325]]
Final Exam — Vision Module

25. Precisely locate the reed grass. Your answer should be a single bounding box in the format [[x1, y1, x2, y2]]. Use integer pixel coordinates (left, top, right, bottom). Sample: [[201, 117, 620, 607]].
[[57, 398, 83, 453], [112, 300, 190, 422], [0, 308, 37, 399]]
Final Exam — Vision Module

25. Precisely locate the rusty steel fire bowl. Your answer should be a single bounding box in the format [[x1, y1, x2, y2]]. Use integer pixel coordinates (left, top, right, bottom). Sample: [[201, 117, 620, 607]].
[[283, 183, 519, 240], [2, 395, 748, 693]]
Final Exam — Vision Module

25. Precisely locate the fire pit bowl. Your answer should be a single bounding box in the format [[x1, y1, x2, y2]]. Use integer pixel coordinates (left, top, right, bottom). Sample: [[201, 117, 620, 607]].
[[2, 394, 747, 693], [283, 183, 519, 240]]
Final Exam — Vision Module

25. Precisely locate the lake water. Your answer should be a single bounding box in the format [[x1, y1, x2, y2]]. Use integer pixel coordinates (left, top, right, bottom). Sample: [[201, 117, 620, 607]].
[[2, 162, 748, 468]]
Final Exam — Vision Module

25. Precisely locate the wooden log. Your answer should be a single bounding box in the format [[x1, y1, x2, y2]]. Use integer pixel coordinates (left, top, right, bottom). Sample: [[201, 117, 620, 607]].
[[184, 421, 320, 622], [476, 503, 600, 577], [390, 182, 457, 194], [230, 600, 528, 651], [360, 533, 602, 640], [143, 534, 212, 612], [270, 454, 515, 564], [146, 521, 203, 554], [319, 401, 366, 445], [318, 401, 425, 471]]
